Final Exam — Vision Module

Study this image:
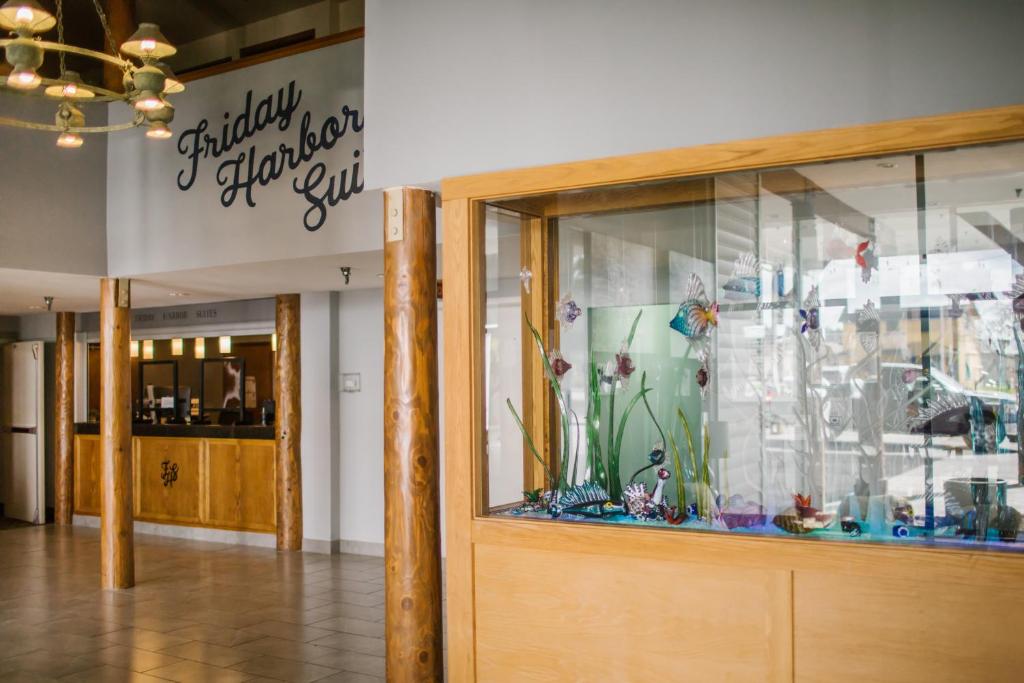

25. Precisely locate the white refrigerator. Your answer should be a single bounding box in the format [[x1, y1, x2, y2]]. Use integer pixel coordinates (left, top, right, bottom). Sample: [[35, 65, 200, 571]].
[[0, 341, 46, 524]]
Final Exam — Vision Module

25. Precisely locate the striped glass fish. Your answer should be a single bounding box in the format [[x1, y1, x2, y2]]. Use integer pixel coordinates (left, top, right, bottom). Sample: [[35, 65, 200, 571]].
[[669, 274, 718, 339]]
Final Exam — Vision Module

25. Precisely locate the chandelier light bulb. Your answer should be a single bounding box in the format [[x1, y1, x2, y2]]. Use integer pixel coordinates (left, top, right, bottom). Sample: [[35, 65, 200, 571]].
[[0, 1, 55, 33], [62, 82, 77, 96], [146, 122, 172, 139], [140, 38, 157, 53], [134, 93, 164, 111], [7, 68, 40, 89], [56, 131, 83, 148]]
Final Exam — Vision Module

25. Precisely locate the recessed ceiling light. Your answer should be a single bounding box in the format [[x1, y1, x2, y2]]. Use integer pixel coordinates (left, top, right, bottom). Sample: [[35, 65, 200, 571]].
[[27, 304, 44, 310], [376, 273, 384, 278], [877, 162, 898, 169], [169, 291, 191, 297]]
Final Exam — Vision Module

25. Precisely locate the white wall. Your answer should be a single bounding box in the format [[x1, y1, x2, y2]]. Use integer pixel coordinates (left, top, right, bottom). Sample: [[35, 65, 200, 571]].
[[337, 288, 385, 551], [301, 291, 341, 548], [335, 288, 446, 556], [364, 0, 1024, 189], [0, 99, 107, 275]]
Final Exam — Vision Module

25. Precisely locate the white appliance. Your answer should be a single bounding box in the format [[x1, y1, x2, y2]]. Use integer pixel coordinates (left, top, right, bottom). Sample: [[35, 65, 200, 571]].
[[0, 341, 45, 524]]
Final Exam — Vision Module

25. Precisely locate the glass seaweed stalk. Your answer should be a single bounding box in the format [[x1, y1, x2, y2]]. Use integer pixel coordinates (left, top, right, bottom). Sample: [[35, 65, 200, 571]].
[[626, 373, 668, 485], [605, 310, 644, 502], [587, 352, 607, 489], [525, 317, 573, 493]]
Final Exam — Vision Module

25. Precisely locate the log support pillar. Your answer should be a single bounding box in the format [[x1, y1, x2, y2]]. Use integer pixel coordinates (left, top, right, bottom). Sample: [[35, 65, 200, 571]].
[[383, 187, 444, 681], [99, 278, 134, 589], [275, 294, 303, 551], [54, 311, 75, 525]]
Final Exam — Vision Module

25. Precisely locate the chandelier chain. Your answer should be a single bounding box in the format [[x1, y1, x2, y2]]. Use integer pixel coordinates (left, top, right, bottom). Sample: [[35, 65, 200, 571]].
[[56, 0, 65, 76], [89, 0, 127, 74]]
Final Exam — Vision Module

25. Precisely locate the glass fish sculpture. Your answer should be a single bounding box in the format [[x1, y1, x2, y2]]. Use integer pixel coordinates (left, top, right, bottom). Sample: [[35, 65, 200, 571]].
[[548, 350, 572, 379], [615, 344, 636, 389], [556, 293, 582, 327], [855, 240, 878, 283], [722, 252, 761, 300], [799, 286, 822, 350], [856, 299, 880, 353], [519, 266, 533, 294], [670, 274, 718, 339], [696, 348, 711, 398]]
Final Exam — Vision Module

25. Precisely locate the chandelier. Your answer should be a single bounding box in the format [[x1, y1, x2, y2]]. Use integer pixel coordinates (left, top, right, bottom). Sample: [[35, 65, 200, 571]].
[[0, 0, 183, 148]]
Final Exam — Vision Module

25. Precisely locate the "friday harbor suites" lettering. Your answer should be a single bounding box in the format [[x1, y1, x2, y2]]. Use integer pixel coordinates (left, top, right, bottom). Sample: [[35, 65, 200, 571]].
[[176, 80, 364, 231]]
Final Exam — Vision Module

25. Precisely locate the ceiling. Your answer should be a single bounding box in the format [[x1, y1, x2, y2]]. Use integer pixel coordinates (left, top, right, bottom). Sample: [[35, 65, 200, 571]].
[[36, 0, 325, 81], [0, 249, 394, 316]]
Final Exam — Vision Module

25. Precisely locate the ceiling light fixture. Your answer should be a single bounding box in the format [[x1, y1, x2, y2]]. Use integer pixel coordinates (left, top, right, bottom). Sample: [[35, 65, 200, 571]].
[[0, 2, 184, 148]]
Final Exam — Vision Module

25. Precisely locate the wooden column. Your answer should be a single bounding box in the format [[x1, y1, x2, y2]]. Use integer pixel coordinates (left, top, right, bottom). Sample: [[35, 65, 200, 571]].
[[99, 278, 133, 589], [102, 0, 135, 93], [383, 187, 444, 681], [54, 311, 75, 525], [520, 215, 559, 492], [275, 294, 303, 551]]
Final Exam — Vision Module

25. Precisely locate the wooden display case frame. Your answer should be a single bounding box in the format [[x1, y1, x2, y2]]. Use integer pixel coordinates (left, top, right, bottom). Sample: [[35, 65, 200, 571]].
[[441, 105, 1024, 682]]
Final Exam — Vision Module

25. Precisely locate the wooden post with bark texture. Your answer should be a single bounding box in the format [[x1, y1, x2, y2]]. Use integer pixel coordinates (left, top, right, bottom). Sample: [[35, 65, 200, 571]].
[[275, 294, 303, 551], [102, 0, 135, 93], [54, 311, 75, 525], [383, 187, 444, 681], [99, 278, 134, 589]]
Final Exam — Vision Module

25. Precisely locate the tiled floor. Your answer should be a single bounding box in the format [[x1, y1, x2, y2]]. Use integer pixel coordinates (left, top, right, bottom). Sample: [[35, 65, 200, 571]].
[[0, 525, 387, 682]]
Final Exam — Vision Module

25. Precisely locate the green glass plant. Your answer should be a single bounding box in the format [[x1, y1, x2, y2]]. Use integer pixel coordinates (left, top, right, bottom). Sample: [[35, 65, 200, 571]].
[[605, 310, 644, 502]]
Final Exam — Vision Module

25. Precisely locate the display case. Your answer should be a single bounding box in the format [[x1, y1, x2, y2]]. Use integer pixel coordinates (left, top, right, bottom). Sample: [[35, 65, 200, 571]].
[[442, 106, 1024, 681]]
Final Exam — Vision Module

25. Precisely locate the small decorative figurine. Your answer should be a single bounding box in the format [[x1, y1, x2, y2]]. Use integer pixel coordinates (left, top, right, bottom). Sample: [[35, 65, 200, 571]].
[[663, 506, 687, 525], [615, 344, 636, 389], [799, 286, 822, 350], [623, 482, 651, 519], [556, 293, 582, 327], [855, 240, 878, 283], [856, 299, 880, 353], [519, 266, 533, 294], [841, 516, 862, 536], [723, 252, 761, 300], [670, 273, 718, 339], [695, 349, 710, 398], [651, 467, 671, 506], [548, 350, 572, 379]]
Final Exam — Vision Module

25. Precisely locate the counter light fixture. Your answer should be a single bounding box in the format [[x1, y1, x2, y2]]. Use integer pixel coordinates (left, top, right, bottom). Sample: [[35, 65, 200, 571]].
[[219, 336, 232, 354], [194, 337, 205, 359], [0, 3, 182, 148], [129, 340, 139, 358], [142, 339, 154, 359], [171, 338, 183, 356]]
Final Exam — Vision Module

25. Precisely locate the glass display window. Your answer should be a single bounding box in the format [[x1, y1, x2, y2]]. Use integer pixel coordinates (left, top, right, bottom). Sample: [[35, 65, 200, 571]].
[[483, 141, 1024, 550]]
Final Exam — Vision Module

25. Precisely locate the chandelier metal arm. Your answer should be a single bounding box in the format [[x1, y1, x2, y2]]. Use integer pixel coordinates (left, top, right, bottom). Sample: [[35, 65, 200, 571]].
[[0, 114, 143, 133], [0, 38, 135, 71]]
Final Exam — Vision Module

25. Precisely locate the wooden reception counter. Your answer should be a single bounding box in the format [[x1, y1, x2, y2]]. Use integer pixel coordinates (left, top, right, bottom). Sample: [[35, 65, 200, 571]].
[[74, 424, 276, 533]]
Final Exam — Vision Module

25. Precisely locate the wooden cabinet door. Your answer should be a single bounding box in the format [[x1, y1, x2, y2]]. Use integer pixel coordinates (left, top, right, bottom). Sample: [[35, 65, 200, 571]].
[[73, 435, 101, 515], [134, 437, 202, 524], [203, 439, 276, 532]]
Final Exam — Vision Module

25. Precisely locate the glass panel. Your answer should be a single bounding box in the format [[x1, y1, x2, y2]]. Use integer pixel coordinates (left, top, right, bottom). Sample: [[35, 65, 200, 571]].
[[485, 141, 1024, 551]]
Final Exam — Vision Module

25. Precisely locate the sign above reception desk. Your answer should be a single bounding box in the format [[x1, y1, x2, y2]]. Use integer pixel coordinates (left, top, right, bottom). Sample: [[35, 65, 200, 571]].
[[106, 36, 380, 278], [79, 298, 274, 334]]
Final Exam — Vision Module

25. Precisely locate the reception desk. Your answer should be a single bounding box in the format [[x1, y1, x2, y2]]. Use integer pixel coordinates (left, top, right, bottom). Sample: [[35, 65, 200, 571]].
[[74, 424, 276, 533]]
